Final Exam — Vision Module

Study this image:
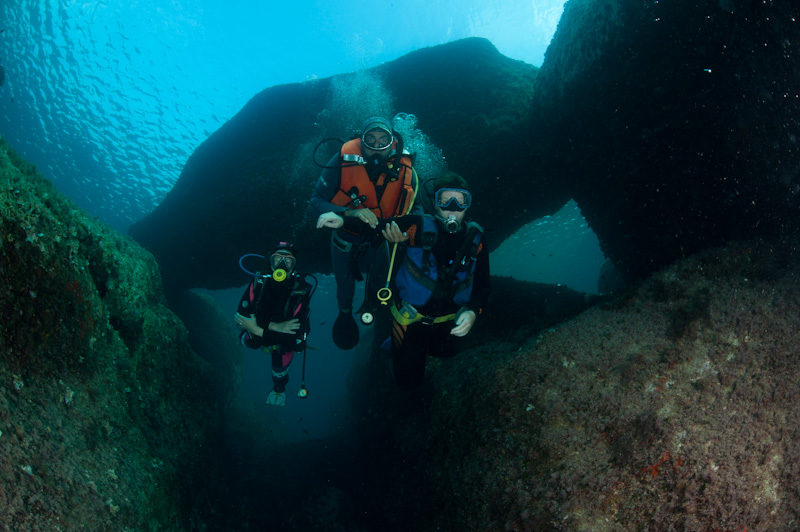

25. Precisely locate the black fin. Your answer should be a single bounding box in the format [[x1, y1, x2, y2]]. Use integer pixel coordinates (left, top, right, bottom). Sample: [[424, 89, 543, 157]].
[[332, 311, 359, 350]]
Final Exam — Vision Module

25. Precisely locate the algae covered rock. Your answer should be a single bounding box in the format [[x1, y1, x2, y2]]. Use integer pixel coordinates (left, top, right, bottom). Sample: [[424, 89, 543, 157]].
[[0, 136, 225, 531], [368, 236, 800, 531]]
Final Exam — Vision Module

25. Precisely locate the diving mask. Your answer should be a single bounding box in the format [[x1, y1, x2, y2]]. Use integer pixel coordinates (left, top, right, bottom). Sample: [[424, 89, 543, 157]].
[[435, 188, 472, 212], [270, 251, 296, 281], [362, 128, 393, 151]]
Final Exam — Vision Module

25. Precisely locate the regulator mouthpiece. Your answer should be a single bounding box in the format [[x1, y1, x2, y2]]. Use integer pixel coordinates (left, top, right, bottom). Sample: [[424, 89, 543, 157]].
[[443, 216, 460, 234], [297, 386, 308, 399], [272, 269, 287, 282]]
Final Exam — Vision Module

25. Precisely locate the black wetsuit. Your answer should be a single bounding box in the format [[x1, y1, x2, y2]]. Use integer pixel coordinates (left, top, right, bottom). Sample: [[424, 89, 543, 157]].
[[236, 274, 312, 392]]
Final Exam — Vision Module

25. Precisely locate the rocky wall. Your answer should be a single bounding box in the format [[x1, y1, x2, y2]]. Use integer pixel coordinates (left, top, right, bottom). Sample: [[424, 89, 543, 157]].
[[366, 236, 800, 531], [0, 137, 227, 531], [533, 0, 800, 280]]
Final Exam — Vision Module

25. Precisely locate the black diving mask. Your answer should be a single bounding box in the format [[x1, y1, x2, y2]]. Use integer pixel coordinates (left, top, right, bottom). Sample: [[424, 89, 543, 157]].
[[270, 252, 296, 282]]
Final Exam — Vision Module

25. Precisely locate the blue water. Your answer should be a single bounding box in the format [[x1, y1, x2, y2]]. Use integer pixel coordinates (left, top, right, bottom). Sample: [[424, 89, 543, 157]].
[[492, 200, 606, 294], [203, 275, 362, 446], [0, 0, 565, 232]]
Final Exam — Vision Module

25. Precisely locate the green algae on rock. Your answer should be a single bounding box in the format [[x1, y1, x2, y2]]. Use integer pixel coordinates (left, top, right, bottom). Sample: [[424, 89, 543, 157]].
[[0, 136, 226, 531]]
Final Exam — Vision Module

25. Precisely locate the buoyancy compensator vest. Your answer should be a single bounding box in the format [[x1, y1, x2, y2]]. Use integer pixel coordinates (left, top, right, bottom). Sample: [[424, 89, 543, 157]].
[[394, 215, 484, 308], [329, 139, 417, 219]]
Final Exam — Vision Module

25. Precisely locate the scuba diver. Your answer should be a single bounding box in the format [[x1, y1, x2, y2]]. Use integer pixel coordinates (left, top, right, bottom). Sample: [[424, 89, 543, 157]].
[[317, 171, 490, 390], [310, 116, 421, 350], [234, 242, 315, 406]]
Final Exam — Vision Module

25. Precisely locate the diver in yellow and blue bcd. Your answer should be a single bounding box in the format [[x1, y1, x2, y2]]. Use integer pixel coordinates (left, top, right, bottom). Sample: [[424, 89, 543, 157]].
[[310, 116, 421, 350], [235, 243, 314, 406], [317, 171, 490, 390]]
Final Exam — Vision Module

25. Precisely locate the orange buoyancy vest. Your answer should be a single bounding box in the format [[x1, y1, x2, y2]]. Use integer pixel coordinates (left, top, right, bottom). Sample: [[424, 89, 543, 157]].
[[330, 139, 417, 219]]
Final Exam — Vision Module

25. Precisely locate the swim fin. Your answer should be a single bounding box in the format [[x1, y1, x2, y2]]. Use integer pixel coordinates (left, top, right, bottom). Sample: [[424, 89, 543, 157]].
[[266, 389, 286, 406], [332, 310, 359, 350]]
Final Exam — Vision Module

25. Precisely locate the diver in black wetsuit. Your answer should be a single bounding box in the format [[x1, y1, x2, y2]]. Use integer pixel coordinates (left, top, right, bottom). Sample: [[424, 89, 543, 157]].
[[234, 243, 314, 406]]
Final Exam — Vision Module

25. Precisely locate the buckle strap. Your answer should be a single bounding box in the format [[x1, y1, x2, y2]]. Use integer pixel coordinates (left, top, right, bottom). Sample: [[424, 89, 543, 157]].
[[342, 153, 366, 165], [390, 301, 456, 326]]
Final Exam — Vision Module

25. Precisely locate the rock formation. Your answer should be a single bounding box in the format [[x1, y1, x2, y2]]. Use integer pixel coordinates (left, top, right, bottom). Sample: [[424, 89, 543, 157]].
[[129, 38, 548, 295], [533, 0, 800, 279], [364, 236, 800, 531], [6, 0, 800, 529], [131, 3, 800, 295], [0, 138, 233, 529]]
